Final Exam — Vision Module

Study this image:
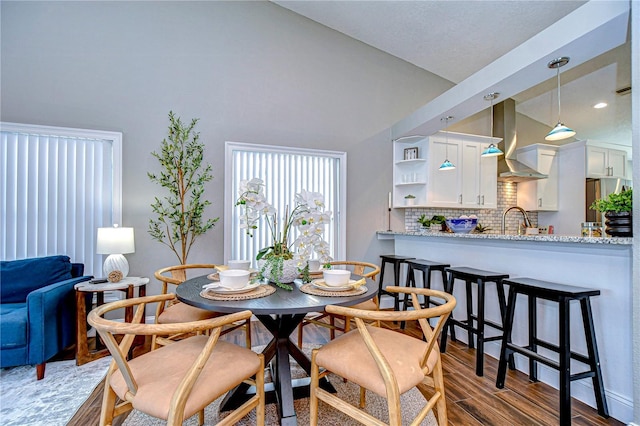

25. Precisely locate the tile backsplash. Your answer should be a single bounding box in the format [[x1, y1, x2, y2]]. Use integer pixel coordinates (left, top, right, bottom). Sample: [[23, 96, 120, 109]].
[[404, 182, 538, 234]]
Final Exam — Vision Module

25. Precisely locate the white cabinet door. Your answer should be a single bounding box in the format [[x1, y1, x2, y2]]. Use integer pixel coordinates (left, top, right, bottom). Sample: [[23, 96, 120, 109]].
[[517, 146, 558, 211], [586, 146, 628, 178], [607, 148, 627, 178], [535, 151, 558, 210], [427, 138, 461, 207], [460, 141, 497, 209], [586, 146, 608, 177], [460, 142, 480, 208], [479, 144, 498, 208]]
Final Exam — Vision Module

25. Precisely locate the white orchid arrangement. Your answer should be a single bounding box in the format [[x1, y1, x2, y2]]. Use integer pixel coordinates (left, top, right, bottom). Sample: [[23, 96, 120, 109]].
[[236, 178, 332, 289]]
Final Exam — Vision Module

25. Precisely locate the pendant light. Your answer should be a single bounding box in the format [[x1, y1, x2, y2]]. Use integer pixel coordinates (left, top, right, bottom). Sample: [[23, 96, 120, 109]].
[[545, 56, 576, 141], [439, 116, 455, 170], [481, 92, 504, 157]]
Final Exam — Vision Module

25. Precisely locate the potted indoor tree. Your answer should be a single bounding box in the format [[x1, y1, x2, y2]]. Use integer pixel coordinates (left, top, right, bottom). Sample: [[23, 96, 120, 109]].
[[148, 111, 219, 264], [589, 188, 632, 237]]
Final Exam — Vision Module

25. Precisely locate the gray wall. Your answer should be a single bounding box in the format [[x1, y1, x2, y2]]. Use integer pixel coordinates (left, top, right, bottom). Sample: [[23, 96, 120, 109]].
[[0, 1, 452, 290]]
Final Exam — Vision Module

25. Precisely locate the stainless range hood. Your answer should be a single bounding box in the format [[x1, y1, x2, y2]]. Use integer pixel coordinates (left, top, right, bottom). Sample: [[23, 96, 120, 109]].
[[493, 99, 548, 182]]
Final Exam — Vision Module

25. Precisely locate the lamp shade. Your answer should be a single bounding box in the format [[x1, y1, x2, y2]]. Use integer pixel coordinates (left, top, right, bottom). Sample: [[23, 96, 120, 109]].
[[439, 160, 455, 170], [481, 144, 503, 157], [545, 122, 576, 141], [96, 226, 135, 254]]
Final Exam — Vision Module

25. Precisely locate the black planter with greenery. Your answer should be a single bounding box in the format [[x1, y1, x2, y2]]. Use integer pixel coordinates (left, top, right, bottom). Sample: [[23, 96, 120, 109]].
[[589, 188, 632, 237], [604, 211, 632, 237]]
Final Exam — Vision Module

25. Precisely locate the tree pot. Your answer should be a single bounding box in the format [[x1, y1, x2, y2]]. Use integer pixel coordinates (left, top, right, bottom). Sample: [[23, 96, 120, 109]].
[[604, 211, 633, 237]]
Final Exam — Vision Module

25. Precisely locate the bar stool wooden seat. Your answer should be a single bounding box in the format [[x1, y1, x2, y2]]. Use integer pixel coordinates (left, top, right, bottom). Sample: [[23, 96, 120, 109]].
[[377, 254, 415, 312], [439, 266, 510, 376], [496, 277, 609, 425]]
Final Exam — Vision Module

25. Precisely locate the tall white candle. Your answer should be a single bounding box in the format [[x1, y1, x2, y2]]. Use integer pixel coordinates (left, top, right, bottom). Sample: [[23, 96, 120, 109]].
[[388, 192, 392, 209]]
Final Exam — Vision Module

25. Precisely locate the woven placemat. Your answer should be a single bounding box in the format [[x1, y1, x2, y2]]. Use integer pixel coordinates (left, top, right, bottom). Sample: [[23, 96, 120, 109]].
[[299, 283, 367, 297], [200, 284, 275, 301]]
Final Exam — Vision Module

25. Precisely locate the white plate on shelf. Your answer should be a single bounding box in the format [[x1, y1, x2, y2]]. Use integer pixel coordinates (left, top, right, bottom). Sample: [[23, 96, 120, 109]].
[[203, 281, 261, 294], [311, 279, 358, 292]]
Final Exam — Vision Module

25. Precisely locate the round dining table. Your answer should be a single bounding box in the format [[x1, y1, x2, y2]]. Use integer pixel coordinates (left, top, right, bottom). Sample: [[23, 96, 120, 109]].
[[176, 275, 377, 426]]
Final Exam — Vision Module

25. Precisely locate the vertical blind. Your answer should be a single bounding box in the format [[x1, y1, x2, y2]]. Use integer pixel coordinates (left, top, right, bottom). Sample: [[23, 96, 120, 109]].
[[0, 123, 122, 276], [226, 142, 346, 264]]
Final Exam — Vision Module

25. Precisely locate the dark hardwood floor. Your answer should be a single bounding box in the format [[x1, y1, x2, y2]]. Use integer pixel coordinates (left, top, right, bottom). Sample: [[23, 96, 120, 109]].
[[67, 320, 622, 426]]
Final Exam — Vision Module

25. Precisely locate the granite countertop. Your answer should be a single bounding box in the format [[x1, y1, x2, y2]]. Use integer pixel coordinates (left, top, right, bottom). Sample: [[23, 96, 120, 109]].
[[377, 230, 633, 245]]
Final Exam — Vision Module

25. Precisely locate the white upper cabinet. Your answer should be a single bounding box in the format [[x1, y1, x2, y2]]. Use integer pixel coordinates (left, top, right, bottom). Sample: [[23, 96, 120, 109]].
[[586, 145, 628, 179], [461, 141, 498, 209], [516, 144, 559, 211], [393, 131, 499, 209]]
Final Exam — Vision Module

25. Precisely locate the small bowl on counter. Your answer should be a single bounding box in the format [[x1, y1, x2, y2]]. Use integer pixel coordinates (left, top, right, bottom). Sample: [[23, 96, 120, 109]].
[[446, 217, 478, 234]]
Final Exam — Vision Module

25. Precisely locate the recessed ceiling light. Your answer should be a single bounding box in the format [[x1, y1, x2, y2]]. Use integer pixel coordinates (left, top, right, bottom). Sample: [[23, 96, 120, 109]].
[[593, 102, 608, 109]]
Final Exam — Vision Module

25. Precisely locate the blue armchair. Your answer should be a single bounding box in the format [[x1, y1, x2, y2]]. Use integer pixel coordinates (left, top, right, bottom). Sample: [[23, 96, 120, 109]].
[[0, 255, 92, 379]]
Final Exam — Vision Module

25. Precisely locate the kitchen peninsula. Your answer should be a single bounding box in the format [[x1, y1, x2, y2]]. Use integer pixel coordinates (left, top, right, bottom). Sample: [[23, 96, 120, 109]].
[[377, 230, 633, 422]]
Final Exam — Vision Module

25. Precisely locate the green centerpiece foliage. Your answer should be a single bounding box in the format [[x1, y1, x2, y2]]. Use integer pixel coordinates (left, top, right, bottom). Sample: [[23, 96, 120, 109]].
[[148, 111, 219, 264], [589, 188, 632, 213]]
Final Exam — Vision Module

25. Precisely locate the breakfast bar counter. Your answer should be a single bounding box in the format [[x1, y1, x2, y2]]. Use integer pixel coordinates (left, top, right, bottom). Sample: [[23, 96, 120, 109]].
[[377, 230, 633, 423]]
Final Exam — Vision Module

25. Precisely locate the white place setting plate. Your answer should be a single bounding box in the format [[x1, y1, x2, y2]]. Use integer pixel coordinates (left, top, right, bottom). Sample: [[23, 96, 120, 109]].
[[207, 269, 259, 281], [202, 281, 261, 294], [311, 279, 358, 292]]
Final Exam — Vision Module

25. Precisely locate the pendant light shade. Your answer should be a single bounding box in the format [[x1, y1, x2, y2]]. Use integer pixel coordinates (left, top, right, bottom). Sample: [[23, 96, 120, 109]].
[[545, 57, 575, 141], [546, 122, 576, 141], [439, 116, 455, 170], [439, 159, 455, 170], [481, 92, 503, 157], [481, 144, 503, 157]]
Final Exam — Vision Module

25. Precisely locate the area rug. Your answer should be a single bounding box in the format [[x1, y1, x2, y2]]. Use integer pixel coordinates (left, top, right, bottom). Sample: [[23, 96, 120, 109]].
[[0, 356, 112, 426], [122, 345, 438, 426]]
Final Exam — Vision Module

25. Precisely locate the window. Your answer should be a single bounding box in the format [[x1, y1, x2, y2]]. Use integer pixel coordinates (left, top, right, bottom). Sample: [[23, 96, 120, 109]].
[[0, 122, 122, 275], [224, 142, 346, 264]]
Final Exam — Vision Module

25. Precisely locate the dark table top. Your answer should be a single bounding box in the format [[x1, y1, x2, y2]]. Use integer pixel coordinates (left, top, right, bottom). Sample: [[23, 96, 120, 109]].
[[176, 275, 378, 315]]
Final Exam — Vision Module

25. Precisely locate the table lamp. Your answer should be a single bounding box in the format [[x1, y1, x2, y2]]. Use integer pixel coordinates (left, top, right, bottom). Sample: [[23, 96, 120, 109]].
[[96, 225, 135, 280]]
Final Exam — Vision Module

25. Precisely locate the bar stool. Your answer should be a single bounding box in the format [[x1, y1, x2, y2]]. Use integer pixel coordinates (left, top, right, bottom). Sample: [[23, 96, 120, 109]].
[[402, 259, 451, 330], [377, 254, 415, 312], [404, 259, 450, 307], [496, 277, 609, 425], [439, 266, 510, 376]]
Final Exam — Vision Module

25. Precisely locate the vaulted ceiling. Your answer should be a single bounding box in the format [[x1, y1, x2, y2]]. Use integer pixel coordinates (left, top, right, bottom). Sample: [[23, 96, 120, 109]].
[[273, 1, 631, 147]]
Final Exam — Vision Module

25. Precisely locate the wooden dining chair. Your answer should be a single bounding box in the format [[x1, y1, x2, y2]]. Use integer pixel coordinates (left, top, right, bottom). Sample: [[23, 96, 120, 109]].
[[297, 260, 380, 348], [152, 264, 251, 349], [310, 286, 456, 426], [88, 293, 265, 426]]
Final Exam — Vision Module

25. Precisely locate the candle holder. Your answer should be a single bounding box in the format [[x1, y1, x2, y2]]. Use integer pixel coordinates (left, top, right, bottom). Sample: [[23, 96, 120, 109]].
[[387, 208, 392, 231]]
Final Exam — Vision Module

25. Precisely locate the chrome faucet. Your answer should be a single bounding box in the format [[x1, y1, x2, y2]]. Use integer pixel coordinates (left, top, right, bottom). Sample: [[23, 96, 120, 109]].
[[501, 206, 532, 234]]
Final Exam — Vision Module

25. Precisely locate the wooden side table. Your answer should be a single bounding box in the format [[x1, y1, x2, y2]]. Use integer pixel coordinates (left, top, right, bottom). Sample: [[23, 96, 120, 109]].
[[75, 276, 149, 366]]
